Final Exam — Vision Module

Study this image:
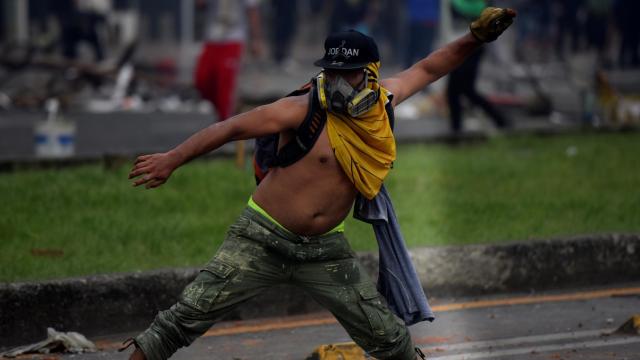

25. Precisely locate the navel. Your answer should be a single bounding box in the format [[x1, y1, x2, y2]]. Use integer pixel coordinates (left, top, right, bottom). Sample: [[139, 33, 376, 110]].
[[319, 156, 328, 164]]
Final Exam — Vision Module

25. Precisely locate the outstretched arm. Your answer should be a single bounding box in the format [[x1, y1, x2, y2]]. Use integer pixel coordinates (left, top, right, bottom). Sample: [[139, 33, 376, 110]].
[[129, 96, 306, 189], [382, 33, 483, 106], [381, 7, 516, 107]]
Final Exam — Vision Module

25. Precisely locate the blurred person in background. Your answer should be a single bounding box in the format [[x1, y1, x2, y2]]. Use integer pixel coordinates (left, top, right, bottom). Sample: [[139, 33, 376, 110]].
[[447, 0, 509, 135], [512, 0, 553, 62], [52, 0, 111, 62], [329, 0, 379, 35], [269, 0, 298, 71], [194, 0, 264, 122], [125, 6, 516, 360], [554, 0, 584, 60], [0, 4, 4, 43], [28, 0, 52, 43], [142, 0, 180, 42], [297, 0, 328, 45], [373, 0, 405, 66], [614, 0, 640, 68], [585, 0, 612, 66], [110, 0, 138, 46], [404, 0, 440, 69]]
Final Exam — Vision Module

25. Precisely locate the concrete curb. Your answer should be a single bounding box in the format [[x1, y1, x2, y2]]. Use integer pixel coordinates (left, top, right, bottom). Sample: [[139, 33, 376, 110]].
[[1, 234, 639, 348]]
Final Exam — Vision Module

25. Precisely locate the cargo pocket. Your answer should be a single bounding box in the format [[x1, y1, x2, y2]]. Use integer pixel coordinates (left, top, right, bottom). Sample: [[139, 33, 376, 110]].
[[356, 286, 387, 338], [180, 259, 236, 313]]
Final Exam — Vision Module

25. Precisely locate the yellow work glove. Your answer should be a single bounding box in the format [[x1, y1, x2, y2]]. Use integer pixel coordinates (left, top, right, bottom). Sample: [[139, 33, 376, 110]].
[[470, 7, 517, 43]]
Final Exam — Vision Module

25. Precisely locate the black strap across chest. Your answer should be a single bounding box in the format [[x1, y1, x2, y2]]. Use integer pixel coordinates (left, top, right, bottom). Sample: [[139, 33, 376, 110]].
[[273, 81, 327, 167]]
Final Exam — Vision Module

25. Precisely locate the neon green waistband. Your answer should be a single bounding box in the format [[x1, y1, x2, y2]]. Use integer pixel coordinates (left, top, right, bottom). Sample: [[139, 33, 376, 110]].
[[248, 197, 345, 235]]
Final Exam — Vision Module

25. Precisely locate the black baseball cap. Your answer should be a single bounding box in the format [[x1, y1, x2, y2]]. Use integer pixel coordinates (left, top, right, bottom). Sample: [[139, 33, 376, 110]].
[[314, 30, 380, 70]]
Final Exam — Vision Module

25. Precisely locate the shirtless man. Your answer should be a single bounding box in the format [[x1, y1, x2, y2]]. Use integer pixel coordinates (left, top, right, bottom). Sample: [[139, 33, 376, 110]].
[[127, 8, 515, 360]]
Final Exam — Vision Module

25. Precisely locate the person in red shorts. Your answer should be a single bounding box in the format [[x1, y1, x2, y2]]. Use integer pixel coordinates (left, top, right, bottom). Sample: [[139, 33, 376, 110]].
[[194, 0, 264, 121]]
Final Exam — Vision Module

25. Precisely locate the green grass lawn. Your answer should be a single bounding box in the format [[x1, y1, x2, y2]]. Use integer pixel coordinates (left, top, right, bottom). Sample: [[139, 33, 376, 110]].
[[1, 132, 639, 282]]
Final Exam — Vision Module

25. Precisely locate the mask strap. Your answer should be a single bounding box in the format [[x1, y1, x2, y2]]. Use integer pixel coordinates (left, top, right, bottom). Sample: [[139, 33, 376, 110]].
[[355, 69, 368, 91], [316, 72, 328, 110]]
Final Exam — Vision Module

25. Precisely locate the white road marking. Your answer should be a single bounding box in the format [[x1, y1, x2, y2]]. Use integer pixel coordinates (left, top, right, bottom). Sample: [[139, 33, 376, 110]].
[[424, 334, 640, 360], [422, 328, 615, 352]]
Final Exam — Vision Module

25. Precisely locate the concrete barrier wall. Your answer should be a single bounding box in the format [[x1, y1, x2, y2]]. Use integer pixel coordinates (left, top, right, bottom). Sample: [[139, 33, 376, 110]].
[[1, 234, 638, 348]]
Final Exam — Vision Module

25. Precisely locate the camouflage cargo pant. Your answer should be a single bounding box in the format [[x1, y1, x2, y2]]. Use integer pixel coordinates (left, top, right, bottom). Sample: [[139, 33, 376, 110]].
[[134, 207, 415, 360]]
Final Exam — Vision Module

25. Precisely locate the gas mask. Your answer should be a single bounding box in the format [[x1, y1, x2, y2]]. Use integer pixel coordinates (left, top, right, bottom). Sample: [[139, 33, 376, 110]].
[[317, 70, 379, 117]]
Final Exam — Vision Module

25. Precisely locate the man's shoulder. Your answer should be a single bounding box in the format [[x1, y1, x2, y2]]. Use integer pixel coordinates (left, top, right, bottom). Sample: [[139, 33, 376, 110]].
[[274, 93, 312, 126]]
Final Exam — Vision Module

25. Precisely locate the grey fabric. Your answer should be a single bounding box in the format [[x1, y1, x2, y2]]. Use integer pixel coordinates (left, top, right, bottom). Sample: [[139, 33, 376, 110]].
[[2, 328, 97, 358], [354, 184, 435, 325]]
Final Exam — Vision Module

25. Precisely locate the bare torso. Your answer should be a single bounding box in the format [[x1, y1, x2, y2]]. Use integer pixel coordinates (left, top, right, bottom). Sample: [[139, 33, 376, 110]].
[[252, 95, 357, 236]]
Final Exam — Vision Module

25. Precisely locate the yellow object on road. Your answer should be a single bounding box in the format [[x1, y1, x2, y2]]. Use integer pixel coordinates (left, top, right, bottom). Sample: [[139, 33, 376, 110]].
[[616, 314, 640, 335], [309, 342, 366, 359]]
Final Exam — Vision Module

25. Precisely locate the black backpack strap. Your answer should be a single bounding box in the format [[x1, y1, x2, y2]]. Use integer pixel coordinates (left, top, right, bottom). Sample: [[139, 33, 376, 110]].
[[385, 92, 395, 130], [285, 84, 312, 98], [273, 80, 327, 167]]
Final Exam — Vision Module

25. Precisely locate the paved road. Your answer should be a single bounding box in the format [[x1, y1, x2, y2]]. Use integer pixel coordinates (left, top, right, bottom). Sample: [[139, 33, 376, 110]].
[[37, 284, 640, 360]]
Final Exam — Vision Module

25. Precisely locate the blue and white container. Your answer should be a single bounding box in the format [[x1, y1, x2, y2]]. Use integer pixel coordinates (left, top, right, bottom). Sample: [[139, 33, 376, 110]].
[[34, 99, 76, 158]]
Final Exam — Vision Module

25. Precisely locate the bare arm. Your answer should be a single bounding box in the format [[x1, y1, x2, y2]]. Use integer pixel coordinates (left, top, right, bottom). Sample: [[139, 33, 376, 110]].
[[129, 96, 306, 188], [382, 7, 516, 107], [381, 33, 482, 106]]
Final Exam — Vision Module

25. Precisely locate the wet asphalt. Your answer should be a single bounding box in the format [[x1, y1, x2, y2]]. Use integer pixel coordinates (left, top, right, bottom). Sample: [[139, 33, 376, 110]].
[[37, 283, 640, 360]]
